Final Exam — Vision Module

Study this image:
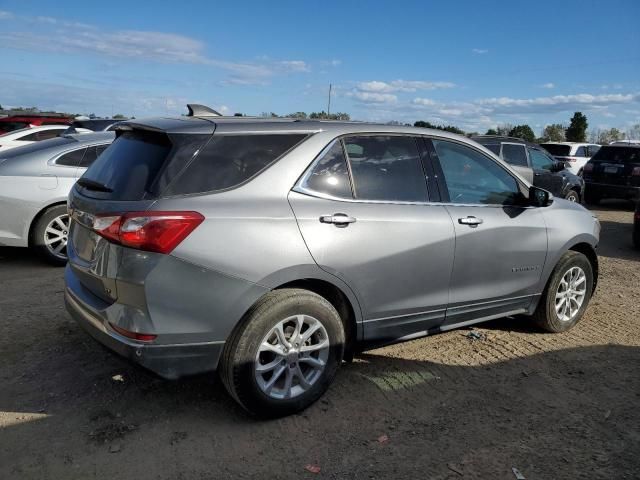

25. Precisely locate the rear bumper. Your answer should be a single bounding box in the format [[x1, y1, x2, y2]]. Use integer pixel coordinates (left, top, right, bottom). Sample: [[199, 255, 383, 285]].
[[64, 266, 225, 379], [584, 182, 640, 200]]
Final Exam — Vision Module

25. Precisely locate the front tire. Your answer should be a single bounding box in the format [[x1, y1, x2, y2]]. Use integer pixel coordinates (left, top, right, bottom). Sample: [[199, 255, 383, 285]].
[[220, 289, 345, 417], [31, 205, 69, 266], [565, 189, 580, 203], [532, 251, 594, 333]]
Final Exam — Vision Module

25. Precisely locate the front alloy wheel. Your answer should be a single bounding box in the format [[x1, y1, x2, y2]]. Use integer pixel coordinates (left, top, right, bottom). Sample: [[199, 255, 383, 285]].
[[554, 266, 587, 321]]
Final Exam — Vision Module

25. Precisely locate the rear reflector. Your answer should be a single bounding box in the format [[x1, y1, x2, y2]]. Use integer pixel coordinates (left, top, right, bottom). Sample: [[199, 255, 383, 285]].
[[109, 323, 157, 342], [93, 211, 204, 254]]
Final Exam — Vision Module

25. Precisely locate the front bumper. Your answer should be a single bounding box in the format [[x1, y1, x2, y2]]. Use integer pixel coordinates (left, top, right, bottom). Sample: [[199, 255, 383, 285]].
[[64, 267, 225, 379]]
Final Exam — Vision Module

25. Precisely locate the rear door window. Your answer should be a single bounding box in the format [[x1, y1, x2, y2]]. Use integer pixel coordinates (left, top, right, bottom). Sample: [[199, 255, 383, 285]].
[[342, 135, 427, 202], [484, 144, 502, 156], [299, 141, 353, 199], [165, 134, 307, 196], [56, 147, 88, 167], [501, 143, 529, 166], [78, 144, 109, 168]]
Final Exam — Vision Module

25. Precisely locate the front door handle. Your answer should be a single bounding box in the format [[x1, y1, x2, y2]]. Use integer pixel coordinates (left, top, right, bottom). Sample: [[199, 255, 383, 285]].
[[458, 216, 483, 226], [319, 213, 357, 227]]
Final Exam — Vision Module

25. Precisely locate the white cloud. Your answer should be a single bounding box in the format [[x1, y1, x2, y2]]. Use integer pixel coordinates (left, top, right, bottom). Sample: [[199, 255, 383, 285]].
[[277, 60, 311, 73], [0, 10, 14, 19], [349, 91, 398, 104], [412, 98, 436, 106], [472, 48, 488, 54], [539, 82, 555, 89], [0, 10, 309, 85], [476, 93, 638, 113], [357, 80, 456, 93]]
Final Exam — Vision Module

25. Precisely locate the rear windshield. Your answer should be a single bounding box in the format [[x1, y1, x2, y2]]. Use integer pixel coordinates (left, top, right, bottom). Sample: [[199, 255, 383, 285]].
[[540, 144, 571, 156], [590, 146, 640, 164], [79, 131, 307, 200], [164, 134, 307, 196], [0, 136, 76, 159], [80, 131, 173, 200]]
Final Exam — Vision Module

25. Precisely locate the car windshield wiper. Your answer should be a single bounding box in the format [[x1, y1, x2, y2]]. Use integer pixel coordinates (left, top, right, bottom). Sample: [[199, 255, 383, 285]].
[[76, 178, 113, 192]]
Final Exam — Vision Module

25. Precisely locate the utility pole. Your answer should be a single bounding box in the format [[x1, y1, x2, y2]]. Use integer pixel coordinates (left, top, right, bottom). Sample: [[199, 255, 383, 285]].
[[327, 83, 332, 117]]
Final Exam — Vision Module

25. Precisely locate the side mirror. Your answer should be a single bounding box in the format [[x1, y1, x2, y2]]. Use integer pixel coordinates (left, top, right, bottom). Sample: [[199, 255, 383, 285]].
[[529, 186, 553, 207], [550, 161, 565, 172]]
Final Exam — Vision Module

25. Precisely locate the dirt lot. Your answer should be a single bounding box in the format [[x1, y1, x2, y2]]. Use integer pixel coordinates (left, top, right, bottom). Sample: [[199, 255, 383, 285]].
[[1, 202, 639, 479]]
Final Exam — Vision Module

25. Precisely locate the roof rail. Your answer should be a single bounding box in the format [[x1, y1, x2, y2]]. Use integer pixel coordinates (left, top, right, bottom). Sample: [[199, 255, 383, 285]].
[[186, 104, 222, 117]]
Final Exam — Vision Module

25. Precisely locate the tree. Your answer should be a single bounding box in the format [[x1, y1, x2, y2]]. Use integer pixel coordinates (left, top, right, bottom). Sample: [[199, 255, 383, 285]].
[[485, 128, 498, 135], [508, 124, 536, 142], [287, 112, 307, 119], [593, 128, 625, 144], [112, 113, 127, 119], [495, 124, 513, 136], [541, 124, 566, 142], [627, 123, 640, 140], [309, 111, 350, 120], [566, 112, 588, 142], [414, 120, 464, 135]]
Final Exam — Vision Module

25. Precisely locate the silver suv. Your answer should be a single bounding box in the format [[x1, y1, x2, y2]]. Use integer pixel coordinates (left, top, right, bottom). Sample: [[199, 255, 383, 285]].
[[65, 113, 600, 417]]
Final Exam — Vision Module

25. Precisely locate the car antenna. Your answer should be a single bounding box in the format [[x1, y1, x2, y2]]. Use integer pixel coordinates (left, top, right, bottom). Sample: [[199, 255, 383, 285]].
[[186, 104, 222, 117]]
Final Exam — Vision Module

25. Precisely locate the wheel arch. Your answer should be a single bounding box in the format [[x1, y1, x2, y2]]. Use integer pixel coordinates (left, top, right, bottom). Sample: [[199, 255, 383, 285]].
[[568, 242, 599, 292], [273, 278, 360, 360], [27, 200, 68, 246]]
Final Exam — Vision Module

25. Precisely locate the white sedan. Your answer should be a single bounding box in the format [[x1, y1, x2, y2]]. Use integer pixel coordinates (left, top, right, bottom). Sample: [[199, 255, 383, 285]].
[[0, 125, 90, 152]]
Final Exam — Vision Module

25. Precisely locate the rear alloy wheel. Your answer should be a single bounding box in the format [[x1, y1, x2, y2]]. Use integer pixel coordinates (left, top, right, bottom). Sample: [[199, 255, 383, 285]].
[[532, 251, 593, 333], [32, 204, 70, 266], [220, 289, 344, 417], [565, 189, 580, 203]]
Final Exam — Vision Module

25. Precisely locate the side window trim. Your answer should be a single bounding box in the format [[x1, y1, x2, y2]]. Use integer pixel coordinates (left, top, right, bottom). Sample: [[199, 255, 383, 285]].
[[50, 145, 96, 168], [338, 138, 357, 199], [420, 137, 445, 203], [427, 137, 526, 207]]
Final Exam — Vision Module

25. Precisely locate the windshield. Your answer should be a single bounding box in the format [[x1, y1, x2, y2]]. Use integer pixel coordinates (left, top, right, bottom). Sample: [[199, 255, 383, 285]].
[[540, 144, 572, 156]]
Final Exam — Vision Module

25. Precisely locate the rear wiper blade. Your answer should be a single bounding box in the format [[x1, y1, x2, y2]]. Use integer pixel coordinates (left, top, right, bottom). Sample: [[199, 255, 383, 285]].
[[77, 178, 113, 192]]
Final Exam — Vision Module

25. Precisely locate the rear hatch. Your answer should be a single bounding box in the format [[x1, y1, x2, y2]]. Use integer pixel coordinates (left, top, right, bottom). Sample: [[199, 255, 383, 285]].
[[583, 146, 640, 187], [67, 124, 213, 302]]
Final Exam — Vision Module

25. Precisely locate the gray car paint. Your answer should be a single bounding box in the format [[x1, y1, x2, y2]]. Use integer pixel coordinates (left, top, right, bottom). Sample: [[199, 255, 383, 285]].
[[65, 117, 599, 379], [0, 132, 115, 247]]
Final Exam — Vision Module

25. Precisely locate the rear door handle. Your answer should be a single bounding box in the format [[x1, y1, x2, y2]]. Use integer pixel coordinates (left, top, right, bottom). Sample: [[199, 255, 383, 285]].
[[458, 216, 483, 226], [319, 213, 357, 227]]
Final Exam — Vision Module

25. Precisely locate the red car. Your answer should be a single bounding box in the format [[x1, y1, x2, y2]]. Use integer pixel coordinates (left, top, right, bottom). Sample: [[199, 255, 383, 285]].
[[0, 114, 71, 134]]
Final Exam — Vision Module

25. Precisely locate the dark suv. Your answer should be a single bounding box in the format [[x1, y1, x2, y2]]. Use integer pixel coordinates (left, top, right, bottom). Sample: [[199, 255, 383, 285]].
[[472, 136, 585, 202], [582, 145, 640, 204]]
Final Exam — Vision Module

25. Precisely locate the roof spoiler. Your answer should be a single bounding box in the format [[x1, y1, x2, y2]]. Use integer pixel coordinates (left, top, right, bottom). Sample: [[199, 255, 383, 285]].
[[186, 104, 222, 117]]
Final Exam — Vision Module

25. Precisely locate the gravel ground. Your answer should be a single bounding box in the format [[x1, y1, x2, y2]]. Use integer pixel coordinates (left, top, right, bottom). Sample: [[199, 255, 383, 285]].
[[1, 201, 639, 479]]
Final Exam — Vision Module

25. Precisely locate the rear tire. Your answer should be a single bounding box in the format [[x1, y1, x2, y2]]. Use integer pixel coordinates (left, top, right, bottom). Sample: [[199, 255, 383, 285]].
[[220, 289, 345, 418], [31, 205, 69, 266], [532, 251, 593, 333]]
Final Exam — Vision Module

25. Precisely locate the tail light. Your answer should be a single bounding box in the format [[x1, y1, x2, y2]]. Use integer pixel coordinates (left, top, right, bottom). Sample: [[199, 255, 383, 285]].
[[92, 211, 204, 254], [632, 167, 640, 176], [109, 323, 157, 342], [584, 163, 594, 173]]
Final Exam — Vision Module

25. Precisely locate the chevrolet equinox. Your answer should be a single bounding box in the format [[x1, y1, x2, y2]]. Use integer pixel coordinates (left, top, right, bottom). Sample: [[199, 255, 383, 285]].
[[65, 111, 600, 417]]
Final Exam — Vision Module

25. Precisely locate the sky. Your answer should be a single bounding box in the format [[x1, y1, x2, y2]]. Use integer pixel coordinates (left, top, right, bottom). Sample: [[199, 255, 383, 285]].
[[0, 0, 639, 134]]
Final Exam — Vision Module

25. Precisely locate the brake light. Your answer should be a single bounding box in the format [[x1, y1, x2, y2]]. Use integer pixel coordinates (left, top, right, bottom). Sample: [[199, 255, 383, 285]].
[[632, 167, 640, 176], [584, 163, 594, 173], [93, 211, 204, 254], [109, 323, 157, 342]]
